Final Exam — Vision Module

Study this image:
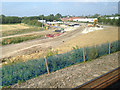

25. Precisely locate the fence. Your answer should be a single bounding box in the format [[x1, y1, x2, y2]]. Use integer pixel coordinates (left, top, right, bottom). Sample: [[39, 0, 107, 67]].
[[1, 40, 120, 86]]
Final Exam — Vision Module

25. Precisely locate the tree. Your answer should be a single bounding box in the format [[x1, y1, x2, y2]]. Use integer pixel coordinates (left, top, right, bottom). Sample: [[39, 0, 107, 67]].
[[1, 15, 22, 24], [92, 14, 100, 18], [39, 15, 44, 20], [55, 13, 62, 18]]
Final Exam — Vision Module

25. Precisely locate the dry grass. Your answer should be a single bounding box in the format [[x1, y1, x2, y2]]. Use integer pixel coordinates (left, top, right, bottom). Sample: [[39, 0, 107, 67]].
[[1, 23, 32, 31], [1, 24, 45, 37]]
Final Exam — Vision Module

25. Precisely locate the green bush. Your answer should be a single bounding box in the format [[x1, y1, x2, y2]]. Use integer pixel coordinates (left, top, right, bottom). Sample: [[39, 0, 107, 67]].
[[98, 17, 120, 26], [72, 45, 79, 50], [88, 47, 98, 60], [22, 19, 43, 27], [46, 50, 58, 57], [2, 35, 43, 45]]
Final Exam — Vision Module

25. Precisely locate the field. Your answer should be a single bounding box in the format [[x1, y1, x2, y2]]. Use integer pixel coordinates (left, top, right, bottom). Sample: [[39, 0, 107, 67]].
[[1, 24, 119, 87], [2, 34, 44, 45], [2, 26, 118, 64], [1, 24, 45, 37], [1, 24, 32, 31]]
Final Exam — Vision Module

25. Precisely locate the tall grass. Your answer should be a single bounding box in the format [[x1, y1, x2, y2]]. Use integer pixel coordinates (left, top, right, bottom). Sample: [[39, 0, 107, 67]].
[[2, 34, 43, 45], [2, 27, 45, 37], [1, 40, 120, 86]]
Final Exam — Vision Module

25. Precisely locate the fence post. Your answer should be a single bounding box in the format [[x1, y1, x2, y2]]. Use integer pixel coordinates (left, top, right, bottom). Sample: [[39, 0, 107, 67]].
[[44, 56, 50, 75], [95, 44, 96, 48], [83, 47, 86, 63], [109, 43, 111, 55]]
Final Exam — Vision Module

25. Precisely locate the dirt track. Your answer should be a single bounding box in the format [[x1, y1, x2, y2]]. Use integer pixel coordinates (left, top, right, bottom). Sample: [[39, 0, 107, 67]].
[[2, 26, 85, 59], [1, 28, 55, 39]]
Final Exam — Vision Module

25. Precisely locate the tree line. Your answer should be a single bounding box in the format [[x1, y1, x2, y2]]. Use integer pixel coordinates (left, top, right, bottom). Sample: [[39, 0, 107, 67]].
[[22, 13, 62, 22], [98, 17, 120, 26], [21, 13, 62, 27], [0, 13, 62, 27], [86, 13, 120, 26], [0, 13, 120, 26], [0, 15, 22, 24]]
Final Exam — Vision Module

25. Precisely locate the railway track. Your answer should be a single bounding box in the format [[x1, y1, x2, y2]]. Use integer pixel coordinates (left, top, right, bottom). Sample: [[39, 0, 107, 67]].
[[73, 66, 120, 89]]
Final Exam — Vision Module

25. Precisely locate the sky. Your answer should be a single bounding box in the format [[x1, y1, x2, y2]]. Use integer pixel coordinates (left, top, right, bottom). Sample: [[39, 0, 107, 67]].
[[1, 1, 119, 17], [1, 0, 120, 2]]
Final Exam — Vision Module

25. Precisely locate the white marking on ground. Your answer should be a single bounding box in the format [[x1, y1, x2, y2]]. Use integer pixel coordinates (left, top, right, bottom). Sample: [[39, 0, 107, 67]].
[[82, 27, 103, 34]]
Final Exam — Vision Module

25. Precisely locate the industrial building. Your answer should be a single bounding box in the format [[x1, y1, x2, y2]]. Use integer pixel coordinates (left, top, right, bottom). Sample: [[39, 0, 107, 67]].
[[46, 21, 63, 24], [38, 20, 46, 23], [60, 17, 98, 22], [73, 18, 98, 22], [105, 16, 119, 19]]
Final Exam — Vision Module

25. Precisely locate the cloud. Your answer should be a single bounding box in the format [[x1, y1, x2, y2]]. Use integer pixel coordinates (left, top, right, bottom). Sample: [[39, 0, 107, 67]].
[[1, 0, 120, 2]]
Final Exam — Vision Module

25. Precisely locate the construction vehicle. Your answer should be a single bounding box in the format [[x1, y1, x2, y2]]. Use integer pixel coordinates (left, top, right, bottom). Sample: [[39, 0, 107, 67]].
[[54, 28, 65, 33], [88, 19, 97, 27], [46, 26, 49, 30], [88, 19, 103, 28], [93, 19, 97, 27]]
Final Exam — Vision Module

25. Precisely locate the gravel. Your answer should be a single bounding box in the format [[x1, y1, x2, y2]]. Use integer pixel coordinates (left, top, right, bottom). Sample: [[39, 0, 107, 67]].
[[10, 51, 119, 88]]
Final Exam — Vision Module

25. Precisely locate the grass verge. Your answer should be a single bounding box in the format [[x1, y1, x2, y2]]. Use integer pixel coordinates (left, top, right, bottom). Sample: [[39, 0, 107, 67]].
[[2, 34, 44, 45], [2, 27, 45, 37]]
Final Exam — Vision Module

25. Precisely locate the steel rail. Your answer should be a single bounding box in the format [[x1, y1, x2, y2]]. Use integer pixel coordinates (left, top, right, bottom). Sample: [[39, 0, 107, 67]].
[[73, 66, 120, 89]]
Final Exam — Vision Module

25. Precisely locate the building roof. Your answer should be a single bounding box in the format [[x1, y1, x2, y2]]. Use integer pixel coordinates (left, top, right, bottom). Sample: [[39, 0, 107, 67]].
[[60, 17, 86, 21]]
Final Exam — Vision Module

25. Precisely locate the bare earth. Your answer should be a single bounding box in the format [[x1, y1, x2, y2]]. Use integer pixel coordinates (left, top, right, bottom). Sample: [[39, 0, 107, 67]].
[[56, 26, 118, 54], [1, 26, 118, 63], [1, 28, 56, 40], [2, 26, 85, 58]]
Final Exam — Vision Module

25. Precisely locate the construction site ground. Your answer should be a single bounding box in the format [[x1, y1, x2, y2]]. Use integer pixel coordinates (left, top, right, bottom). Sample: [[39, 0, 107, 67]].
[[1, 25, 118, 64], [10, 51, 119, 88], [2, 26, 84, 60]]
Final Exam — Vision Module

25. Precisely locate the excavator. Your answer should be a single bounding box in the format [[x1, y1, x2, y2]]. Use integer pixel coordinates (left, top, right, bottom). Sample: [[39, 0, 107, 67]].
[[88, 19, 103, 28], [93, 19, 97, 27], [88, 19, 97, 27]]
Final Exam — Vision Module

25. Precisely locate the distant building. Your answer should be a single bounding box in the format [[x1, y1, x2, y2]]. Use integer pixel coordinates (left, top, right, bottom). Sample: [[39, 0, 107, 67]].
[[38, 20, 46, 23], [68, 17, 81, 21], [46, 21, 63, 24], [60, 17, 82, 21], [60, 17, 97, 22], [60, 17, 69, 21], [73, 18, 97, 22], [106, 17, 119, 19]]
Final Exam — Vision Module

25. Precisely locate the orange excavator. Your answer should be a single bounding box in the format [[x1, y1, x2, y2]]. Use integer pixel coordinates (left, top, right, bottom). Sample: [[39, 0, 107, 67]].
[[88, 19, 98, 27], [93, 19, 97, 27]]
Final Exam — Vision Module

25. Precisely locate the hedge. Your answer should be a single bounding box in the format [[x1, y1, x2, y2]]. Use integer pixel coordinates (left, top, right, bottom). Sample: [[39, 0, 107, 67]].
[[1, 40, 120, 86]]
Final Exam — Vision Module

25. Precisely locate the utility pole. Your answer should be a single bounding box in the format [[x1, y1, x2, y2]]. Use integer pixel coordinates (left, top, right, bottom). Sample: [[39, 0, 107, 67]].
[[42, 17, 43, 28]]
